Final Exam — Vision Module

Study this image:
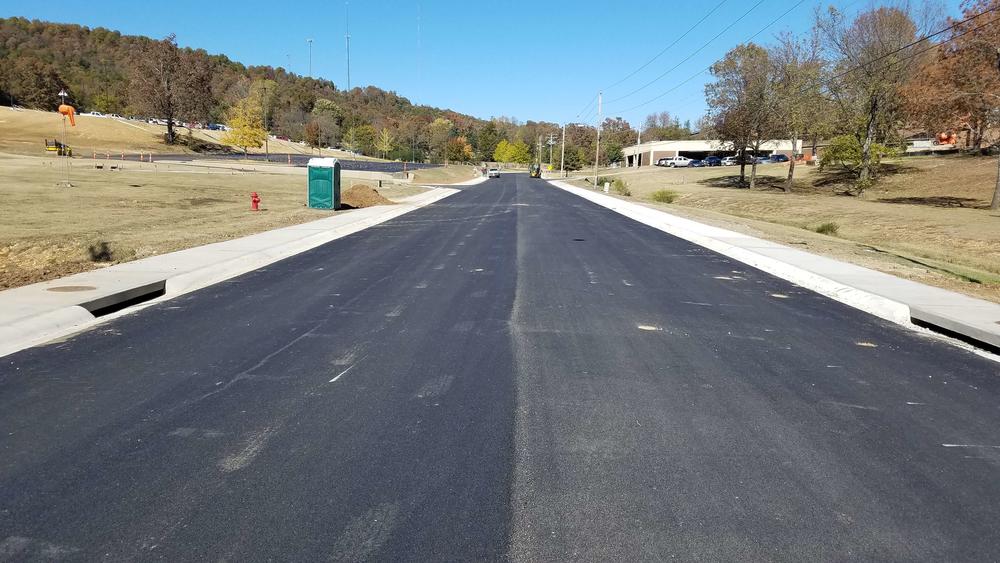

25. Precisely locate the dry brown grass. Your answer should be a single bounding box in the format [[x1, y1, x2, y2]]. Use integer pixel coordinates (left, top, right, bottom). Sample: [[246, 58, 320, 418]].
[[0, 154, 426, 289], [412, 164, 479, 185], [0, 106, 381, 160], [569, 155, 1000, 303]]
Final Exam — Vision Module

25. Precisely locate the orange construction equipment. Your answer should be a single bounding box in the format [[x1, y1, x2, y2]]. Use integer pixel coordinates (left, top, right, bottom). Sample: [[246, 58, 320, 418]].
[[58, 104, 76, 126]]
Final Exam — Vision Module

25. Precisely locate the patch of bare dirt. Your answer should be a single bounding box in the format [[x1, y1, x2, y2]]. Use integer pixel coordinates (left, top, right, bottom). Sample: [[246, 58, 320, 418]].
[[342, 185, 393, 208]]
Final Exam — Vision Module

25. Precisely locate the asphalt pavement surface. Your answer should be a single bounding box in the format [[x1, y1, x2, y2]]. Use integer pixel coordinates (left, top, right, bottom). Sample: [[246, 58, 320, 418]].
[[1, 173, 999, 561]]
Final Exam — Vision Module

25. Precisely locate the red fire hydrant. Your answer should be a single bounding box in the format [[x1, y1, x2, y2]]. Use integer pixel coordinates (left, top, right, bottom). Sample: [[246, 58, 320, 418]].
[[250, 192, 261, 211]]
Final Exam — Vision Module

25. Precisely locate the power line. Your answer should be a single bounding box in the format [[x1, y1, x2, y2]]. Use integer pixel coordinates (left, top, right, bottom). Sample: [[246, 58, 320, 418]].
[[620, 6, 1000, 122], [607, 0, 767, 105], [602, 0, 729, 92], [572, 93, 598, 122]]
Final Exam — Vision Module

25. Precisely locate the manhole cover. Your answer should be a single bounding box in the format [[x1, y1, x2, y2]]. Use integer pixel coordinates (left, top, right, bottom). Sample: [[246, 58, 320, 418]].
[[46, 285, 97, 292]]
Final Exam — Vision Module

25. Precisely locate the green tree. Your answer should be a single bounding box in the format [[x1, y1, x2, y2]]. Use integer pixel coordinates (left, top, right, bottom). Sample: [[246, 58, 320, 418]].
[[344, 124, 377, 155], [509, 139, 532, 164], [493, 139, 513, 164], [476, 121, 501, 162]]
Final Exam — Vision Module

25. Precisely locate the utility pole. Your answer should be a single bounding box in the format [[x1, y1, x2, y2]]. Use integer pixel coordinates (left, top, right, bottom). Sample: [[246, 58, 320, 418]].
[[537, 135, 542, 167], [592, 92, 601, 188], [560, 123, 566, 178], [547, 132, 555, 167], [345, 2, 352, 91], [307, 38, 314, 77], [993, 48, 1000, 210]]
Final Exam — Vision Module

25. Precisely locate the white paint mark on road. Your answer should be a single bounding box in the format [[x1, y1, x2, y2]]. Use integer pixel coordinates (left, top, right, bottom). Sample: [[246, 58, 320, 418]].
[[330, 363, 358, 383], [681, 301, 712, 306], [433, 264, 445, 270], [385, 304, 405, 317], [219, 426, 279, 472], [942, 444, 1000, 449], [823, 401, 879, 411], [714, 276, 734, 280], [637, 325, 662, 331], [414, 281, 428, 289], [855, 341, 878, 348], [622, 280, 633, 287], [472, 268, 484, 272], [906, 402, 926, 405], [770, 293, 789, 299]]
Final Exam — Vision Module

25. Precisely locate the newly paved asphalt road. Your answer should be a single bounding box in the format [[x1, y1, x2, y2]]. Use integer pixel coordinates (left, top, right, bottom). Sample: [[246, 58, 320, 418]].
[[2, 173, 999, 561]]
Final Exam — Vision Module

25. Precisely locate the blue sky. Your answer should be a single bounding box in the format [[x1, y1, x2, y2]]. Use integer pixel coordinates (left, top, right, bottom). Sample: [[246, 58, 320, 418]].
[[2, 0, 963, 127]]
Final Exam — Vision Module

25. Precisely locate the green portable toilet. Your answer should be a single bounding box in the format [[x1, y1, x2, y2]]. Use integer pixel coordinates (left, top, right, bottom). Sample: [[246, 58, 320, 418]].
[[307, 157, 341, 209]]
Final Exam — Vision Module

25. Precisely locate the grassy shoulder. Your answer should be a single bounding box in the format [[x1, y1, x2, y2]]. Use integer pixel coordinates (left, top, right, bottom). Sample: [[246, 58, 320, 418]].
[[412, 164, 480, 185], [0, 153, 427, 289], [568, 155, 1000, 304]]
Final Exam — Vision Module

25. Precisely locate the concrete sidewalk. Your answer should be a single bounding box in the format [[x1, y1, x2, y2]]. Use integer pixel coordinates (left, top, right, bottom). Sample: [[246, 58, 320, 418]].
[[0, 186, 464, 357], [551, 180, 1000, 352]]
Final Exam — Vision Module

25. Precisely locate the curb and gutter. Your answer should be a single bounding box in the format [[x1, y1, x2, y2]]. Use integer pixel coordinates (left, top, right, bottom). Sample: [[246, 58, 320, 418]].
[[0, 183, 473, 357]]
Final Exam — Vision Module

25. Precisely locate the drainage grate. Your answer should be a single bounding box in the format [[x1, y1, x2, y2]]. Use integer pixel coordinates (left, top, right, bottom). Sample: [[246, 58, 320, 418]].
[[79, 281, 167, 318]]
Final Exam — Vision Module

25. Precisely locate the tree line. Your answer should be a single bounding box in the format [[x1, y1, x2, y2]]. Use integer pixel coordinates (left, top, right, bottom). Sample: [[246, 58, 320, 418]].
[[701, 1, 1000, 205]]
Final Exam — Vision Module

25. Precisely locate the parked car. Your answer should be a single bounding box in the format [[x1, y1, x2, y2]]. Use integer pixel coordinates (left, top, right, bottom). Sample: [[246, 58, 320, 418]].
[[689, 159, 705, 167], [769, 153, 790, 163], [659, 156, 692, 168], [487, 167, 500, 178], [721, 156, 739, 166], [703, 156, 722, 166], [83, 111, 105, 117], [754, 155, 770, 164]]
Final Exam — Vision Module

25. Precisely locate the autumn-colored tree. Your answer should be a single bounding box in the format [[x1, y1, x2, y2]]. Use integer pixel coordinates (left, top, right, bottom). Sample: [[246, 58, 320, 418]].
[[771, 31, 825, 192], [429, 117, 453, 162], [375, 127, 395, 159], [4, 56, 65, 109], [817, 6, 932, 195], [304, 121, 321, 148], [445, 136, 474, 163], [129, 34, 213, 144], [706, 43, 782, 189], [903, 1, 1000, 153], [222, 95, 266, 156]]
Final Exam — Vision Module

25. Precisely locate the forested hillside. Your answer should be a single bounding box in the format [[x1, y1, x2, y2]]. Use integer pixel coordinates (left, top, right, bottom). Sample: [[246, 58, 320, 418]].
[[0, 17, 532, 161]]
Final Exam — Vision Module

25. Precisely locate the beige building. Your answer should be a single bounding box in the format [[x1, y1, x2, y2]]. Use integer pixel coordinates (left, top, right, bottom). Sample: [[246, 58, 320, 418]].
[[622, 139, 803, 167]]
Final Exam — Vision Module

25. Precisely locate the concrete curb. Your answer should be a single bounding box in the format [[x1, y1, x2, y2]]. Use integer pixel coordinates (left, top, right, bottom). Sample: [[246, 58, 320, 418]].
[[549, 180, 916, 325], [0, 187, 458, 358]]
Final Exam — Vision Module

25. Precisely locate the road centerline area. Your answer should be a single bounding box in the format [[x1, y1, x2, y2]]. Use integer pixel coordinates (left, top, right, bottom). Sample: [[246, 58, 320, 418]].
[[1, 174, 998, 561]]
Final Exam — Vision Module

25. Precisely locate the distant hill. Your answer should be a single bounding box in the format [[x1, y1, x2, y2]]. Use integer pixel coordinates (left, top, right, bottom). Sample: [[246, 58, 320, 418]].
[[0, 17, 485, 159]]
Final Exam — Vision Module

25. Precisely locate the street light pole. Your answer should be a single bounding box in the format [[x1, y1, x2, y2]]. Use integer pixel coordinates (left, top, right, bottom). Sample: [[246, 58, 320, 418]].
[[307, 38, 314, 77], [345, 2, 352, 91], [560, 123, 566, 178], [593, 92, 601, 188]]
